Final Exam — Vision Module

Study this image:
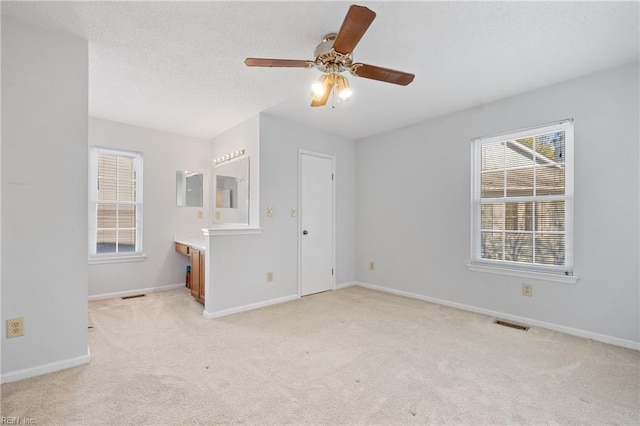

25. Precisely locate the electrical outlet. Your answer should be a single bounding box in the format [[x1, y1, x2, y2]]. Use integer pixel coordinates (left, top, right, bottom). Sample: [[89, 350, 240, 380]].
[[7, 317, 24, 338], [215, 211, 221, 220], [267, 272, 274, 283], [522, 283, 533, 297], [267, 206, 274, 217], [369, 261, 375, 270], [197, 210, 204, 219]]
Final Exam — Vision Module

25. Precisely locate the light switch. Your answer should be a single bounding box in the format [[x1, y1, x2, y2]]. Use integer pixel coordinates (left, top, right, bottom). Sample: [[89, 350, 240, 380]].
[[291, 208, 297, 217], [267, 206, 274, 217]]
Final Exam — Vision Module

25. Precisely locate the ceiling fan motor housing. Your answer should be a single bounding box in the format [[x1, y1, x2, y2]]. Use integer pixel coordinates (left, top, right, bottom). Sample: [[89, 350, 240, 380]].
[[313, 33, 352, 74]]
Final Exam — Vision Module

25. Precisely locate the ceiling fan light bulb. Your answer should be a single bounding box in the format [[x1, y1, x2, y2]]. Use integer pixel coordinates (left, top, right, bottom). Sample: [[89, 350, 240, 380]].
[[337, 76, 353, 100], [311, 74, 333, 100], [311, 81, 325, 97], [338, 87, 353, 100]]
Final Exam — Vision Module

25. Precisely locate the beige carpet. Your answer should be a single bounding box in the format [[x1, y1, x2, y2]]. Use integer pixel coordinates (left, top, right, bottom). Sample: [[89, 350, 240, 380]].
[[1, 286, 639, 425]]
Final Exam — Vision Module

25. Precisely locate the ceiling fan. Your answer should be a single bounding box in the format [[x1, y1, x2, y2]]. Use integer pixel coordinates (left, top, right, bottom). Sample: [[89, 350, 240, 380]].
[[244, 4, 415, 107]]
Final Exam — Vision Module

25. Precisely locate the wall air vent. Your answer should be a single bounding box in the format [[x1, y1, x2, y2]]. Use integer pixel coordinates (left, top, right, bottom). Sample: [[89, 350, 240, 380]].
[[494, 320, 529, 331], [121, 294, 146, 300]]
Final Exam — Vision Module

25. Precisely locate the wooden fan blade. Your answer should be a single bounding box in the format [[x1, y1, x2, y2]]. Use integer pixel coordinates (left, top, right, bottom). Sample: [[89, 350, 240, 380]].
[[350, 63, 415, 86], [244, 58, 313, 68], [332, 5, 376, 54]]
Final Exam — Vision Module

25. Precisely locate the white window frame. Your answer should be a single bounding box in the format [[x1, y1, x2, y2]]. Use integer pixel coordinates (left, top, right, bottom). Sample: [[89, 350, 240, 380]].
[[468, 120, 577, 284], [89, 146, 145, 264]]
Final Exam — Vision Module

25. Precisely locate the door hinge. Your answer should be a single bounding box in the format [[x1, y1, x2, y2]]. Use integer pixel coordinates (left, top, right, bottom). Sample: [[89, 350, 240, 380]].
[[331, 173, 334, 181], [332, 268, 334, 276]]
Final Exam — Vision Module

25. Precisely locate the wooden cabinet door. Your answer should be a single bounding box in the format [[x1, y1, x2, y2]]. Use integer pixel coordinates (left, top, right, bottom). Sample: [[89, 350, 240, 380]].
[[198, 251, 205, 304], [190, 248, 201, 301]]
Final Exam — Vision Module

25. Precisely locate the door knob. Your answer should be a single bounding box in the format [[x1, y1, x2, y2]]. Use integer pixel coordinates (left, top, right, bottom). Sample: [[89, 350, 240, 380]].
[[302, 230, 309, 235]]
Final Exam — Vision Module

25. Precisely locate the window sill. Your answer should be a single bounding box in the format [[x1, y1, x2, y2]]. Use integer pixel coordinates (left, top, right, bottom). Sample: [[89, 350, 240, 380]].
[[89, 254, 147, 265], [466, 263, 578, 284]]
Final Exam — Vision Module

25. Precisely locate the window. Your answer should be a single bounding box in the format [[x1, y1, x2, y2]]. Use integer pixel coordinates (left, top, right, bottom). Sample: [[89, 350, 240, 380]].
[[89, 147, 143, 262], [470, 120, 574, 278]]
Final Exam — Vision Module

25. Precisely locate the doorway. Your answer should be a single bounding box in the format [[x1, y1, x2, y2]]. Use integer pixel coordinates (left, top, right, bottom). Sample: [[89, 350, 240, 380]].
[[299, 150, 335, 296]]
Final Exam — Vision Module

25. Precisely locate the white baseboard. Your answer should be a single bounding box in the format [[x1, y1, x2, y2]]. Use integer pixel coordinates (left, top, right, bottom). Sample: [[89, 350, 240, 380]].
[[203, 284, 356, 319], [335, 281, 358, 289], [88, 283, 185, 301], [1, 345, 91, 384], [203, 294, 299, 319], [353, 281, 640, 351]]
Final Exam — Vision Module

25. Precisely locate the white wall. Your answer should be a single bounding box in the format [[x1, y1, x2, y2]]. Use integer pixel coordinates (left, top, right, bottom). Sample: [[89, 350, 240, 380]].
[[356, 63, 640, 345], [205, 113, 356, 314], [88, 118, 210, 297], [1, 16, 89, 381], [209, 115, 261, 228], [260, 114, 357, 287]]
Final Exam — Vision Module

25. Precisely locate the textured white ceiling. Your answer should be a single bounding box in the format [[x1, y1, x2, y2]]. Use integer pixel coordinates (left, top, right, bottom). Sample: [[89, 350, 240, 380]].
[[2, 1, 639, 140]]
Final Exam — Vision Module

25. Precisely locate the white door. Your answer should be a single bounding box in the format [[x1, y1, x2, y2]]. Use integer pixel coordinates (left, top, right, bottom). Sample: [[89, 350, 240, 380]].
[[300, 151, 335, 296]]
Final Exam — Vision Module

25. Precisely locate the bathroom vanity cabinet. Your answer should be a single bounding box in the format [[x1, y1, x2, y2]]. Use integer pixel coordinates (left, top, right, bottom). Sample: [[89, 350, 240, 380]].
[[175, 242, 205, 304]]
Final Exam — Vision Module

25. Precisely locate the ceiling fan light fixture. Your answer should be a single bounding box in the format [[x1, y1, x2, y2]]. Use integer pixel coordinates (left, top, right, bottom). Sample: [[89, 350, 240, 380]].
[[311, 75, 327, 98], [336, 75, 352, 100], [311, 82, 324, 98], [311, 74, 332, 100], [311, 74, 335, 101]]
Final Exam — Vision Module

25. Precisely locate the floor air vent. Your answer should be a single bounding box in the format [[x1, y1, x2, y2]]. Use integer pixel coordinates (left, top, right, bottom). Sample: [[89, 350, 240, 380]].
[[494, 320, 529, 331], [121, 294, 146, 300]]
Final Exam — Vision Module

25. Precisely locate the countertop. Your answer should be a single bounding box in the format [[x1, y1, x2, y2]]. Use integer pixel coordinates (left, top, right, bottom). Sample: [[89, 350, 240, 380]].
[[173, 233, 206, 251]]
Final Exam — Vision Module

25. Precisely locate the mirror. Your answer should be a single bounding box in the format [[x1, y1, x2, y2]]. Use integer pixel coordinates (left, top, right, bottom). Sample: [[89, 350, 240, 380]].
[[176, 171, 203, 207], [214, 156, 249, 224], [216, 175, 239, 208]]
